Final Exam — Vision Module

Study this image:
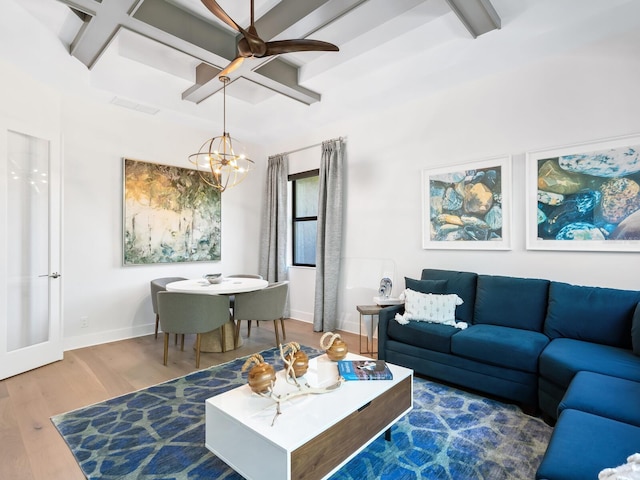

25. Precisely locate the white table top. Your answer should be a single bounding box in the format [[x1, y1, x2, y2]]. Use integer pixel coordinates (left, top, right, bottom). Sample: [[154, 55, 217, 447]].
[[206, 353, 413, 450], [165, 277, 269, 295]]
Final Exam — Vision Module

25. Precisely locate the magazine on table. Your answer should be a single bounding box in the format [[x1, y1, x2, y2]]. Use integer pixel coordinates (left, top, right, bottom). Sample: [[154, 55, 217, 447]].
[[337, 360, 393, 381]]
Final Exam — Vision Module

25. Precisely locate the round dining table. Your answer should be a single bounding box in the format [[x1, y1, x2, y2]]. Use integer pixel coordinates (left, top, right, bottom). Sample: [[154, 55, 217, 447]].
[[166, 277, 268, 295], [166, 277, 268, 352]]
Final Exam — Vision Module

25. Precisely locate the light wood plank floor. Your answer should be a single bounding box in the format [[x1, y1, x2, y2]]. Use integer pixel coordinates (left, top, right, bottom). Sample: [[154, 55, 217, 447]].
[[0, 320, 363, 480]]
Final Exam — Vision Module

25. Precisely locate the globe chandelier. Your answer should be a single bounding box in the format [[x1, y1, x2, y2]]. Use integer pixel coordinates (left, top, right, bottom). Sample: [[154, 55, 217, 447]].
[[189, 76, 254, 192]]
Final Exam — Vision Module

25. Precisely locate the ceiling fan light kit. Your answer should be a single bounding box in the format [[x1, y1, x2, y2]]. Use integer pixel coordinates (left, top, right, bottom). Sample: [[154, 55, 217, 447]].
[[188, 76, 254, 192]]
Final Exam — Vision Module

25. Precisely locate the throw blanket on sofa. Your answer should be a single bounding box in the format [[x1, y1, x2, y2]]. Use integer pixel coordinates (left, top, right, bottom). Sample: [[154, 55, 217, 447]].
[[600, 453, 640, 480]]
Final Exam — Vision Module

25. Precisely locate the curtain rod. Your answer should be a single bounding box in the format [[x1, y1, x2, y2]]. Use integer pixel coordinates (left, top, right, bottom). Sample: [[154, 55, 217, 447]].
[[270, 136, 345, 158]]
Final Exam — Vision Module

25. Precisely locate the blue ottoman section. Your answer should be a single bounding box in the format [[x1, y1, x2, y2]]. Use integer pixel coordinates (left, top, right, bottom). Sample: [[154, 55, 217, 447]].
[[536, 409, 640, 480], [559, 371, 640, 427]]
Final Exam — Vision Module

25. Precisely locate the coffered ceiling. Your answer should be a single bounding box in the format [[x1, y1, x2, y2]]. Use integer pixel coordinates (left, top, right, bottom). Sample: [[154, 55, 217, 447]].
[[12, 0, 640, 141]]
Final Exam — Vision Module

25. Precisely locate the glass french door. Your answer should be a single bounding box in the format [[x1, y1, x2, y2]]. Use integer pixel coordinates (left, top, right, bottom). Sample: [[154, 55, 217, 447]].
[[0, 123, 62, 380]]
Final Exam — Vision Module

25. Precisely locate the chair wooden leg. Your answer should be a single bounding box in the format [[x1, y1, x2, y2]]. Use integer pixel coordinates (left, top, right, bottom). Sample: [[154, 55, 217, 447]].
[[234, 320, 241, 349], [175, 333, 178, 345], [280, 318, 286, 341], [180, 334, 185, 351], [221, 324, 227, 353], [163, 332, 169, 365], [155, 314, 160, 339], [247, 320, 252, 337], [273, 320, 280, 346], [195, 333, 201, 369]]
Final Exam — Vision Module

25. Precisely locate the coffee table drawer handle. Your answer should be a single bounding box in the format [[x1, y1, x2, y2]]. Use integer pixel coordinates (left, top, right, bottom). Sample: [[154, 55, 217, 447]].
[[358, 401, 372, 412]]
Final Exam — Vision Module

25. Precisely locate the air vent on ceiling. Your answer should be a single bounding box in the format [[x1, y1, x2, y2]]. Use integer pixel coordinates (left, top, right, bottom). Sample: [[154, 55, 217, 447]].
[[110, 97, 159, 115]]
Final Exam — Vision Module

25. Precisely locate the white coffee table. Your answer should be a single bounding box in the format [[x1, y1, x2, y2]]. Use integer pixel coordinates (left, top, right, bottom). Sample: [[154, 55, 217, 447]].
[[205, 353, 413, 480]]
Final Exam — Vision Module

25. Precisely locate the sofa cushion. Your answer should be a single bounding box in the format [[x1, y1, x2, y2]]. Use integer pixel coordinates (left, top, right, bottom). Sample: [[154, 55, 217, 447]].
[[405, 277, 448, 294], [559, 371, 640, 427], [386, 320, 458, 353], [474, 274, 549, 331], [450, 324, 549, 373], [421, 269, 477, 324], [632, 303, 640, 356], [539, 338, 640, 389], [536, 409, 640, 480], [544, 281, 640, 348]]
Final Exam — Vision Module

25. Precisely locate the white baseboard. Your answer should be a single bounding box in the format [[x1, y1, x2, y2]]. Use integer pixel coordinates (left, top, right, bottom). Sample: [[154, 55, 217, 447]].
[[64, 324, 154, 351], [289, 310, 362, 336], [63, 315, 369, 352]]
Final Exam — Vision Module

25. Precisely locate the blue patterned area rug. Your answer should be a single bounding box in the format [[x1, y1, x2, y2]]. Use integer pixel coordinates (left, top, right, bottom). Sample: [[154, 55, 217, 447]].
[[52, 346, 551, 479]]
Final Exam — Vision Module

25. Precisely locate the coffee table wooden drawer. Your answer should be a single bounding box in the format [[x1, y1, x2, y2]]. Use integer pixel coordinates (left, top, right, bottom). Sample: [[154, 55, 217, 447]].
[[291, 375, 412, 480]]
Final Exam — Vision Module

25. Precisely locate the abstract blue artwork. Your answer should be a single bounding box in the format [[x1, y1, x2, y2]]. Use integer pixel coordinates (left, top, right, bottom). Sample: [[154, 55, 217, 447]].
[[527, 134, 640, 251]]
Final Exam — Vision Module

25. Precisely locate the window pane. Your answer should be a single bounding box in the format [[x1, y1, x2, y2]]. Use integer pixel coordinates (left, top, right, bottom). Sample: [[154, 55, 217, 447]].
[[294, 220, 317, 265], [295, 176, 319, 217]]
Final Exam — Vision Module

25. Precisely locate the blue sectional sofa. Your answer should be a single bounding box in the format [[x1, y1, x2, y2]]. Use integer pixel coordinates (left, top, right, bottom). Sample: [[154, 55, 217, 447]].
[[377, 268, 640, 480]]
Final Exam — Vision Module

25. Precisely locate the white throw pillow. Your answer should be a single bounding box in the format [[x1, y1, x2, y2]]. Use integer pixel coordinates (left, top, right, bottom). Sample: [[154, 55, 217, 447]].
[[395, 289, 463, 326]]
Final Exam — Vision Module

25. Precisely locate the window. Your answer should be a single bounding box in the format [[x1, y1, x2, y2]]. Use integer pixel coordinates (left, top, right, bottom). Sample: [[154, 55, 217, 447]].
[[290, 169, 319, 266]]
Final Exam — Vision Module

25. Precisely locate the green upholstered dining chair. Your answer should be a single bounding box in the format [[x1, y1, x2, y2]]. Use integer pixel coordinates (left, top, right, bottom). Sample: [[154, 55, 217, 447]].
[[157, 291, 230, 368], [150, 277, 187, 339], [232, 281, 289, 348], [226, 274, 264, 333]]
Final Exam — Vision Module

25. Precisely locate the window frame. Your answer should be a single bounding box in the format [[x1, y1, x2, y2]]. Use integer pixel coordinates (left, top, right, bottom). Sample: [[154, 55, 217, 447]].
[[289, 169, 319, 267]]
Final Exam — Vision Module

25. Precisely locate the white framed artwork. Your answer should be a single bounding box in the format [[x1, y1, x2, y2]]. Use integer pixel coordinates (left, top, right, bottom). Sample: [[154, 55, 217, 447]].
[[422, 156, 512, 250], [526, 134, 640, 251]]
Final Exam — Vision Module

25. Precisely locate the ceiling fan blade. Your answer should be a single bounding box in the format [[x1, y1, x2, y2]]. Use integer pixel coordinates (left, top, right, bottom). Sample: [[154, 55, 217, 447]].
[[264, 39, 339, 56], [201, 0, 242, 33], [202, 0, 265, 57], [219, 57, 245, 77]]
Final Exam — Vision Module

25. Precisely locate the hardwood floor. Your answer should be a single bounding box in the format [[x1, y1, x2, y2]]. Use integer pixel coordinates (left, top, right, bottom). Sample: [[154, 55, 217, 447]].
[[0, 320, 363, 480]]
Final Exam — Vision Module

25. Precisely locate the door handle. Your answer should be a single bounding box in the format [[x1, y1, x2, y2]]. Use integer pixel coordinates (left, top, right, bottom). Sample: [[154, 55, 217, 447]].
[[39, 272, 61, 279]]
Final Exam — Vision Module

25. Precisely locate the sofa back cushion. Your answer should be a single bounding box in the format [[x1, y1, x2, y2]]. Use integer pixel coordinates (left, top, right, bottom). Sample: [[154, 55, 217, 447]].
[[421, 269, 477, 324], [544, 282, 640, 348], [474, 274, 550, 331], [405, 277, 448, 294]]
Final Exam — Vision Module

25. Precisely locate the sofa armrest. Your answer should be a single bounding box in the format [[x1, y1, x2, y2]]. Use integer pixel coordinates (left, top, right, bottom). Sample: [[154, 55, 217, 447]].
[[377, 304, 404, 361]]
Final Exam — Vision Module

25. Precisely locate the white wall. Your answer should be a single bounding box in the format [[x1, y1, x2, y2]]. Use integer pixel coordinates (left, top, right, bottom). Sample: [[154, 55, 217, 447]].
[[59, 97, 265, 349], [269, 28, 640, 334], [3, 2, 640, 349], [1, 64, 265, 351]]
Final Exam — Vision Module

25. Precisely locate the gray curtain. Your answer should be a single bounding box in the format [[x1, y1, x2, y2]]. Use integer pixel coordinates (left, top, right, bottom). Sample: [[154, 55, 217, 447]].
[[313, 139, 345, 332], [259, 154, 289, 315]]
